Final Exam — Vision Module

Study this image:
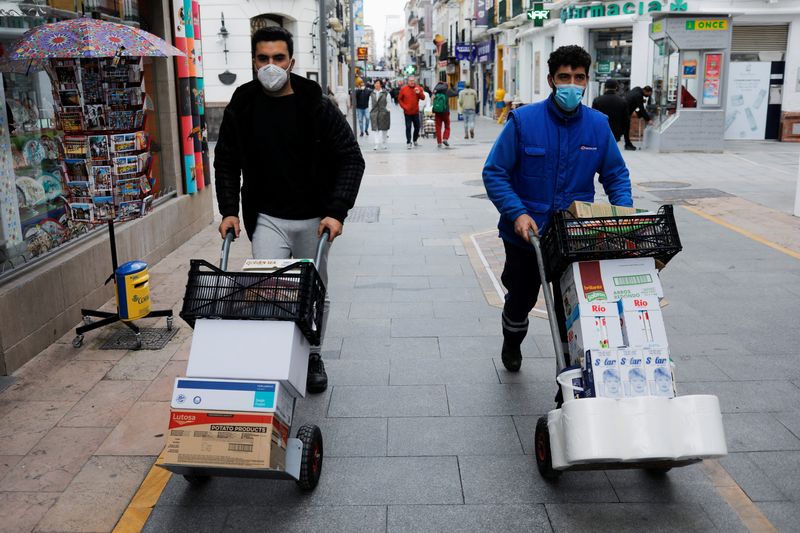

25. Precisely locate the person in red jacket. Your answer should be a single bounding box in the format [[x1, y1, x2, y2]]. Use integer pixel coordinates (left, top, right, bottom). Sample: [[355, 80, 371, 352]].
[[398, 75, 425, 149]]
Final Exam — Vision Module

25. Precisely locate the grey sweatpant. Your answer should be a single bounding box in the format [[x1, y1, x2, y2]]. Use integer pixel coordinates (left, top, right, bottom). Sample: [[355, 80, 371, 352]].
[[252, 213, 331, 352]]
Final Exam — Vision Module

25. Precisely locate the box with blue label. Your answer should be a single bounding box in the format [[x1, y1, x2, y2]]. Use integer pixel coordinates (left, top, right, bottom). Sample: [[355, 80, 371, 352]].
[[644, 347, 675, 398], [581, 349, 624, 398], [171, 378, 294, 426], [617, 348, 649, 397]]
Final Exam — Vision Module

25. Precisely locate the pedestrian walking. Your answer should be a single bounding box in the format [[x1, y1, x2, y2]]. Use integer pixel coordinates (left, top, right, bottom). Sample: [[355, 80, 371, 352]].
[[432, 79, 451, 148], [623, 85, 654, 150], [482, 44, 632, 374], [334, 86, 350, 117], [370, 79, 390, 151], [398, 75, 425, 148], [214, 26, 365, 393], [355, 80, 372, 137], [458, 81, 478, 139], [591, 79, 628, 142], [390, 84, 400, 105], [419, 85, 431, 126]]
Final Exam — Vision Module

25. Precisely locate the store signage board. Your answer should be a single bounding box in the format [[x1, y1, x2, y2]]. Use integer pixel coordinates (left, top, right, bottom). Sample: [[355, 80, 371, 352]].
[[561, 0, 688, 22], [596, 61, 612, 74], [455, 43, 476, 61], [685, 19, 728, 31], [475, 0, 489, 26], [724, 62, 770, 140], [357, 47, 369, 61]]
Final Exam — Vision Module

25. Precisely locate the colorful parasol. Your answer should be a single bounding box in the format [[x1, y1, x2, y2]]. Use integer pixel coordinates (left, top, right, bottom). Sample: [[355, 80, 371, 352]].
[[6, 17, 185, 60]]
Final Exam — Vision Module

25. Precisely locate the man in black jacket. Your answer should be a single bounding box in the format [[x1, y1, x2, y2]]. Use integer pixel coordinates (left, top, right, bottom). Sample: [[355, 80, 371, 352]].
[[623, 85, 654, 150], [591, 80, 628, 142], [215, 27, 365, 393], [355, 80, 372, 136]]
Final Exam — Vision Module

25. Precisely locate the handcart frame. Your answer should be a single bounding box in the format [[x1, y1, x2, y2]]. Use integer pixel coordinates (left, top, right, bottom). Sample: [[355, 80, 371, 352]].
[[527, 214, 704, 480]]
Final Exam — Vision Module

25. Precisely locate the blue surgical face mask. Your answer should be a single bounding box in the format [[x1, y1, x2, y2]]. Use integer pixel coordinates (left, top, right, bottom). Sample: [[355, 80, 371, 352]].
[[554, 83, 584, 112]]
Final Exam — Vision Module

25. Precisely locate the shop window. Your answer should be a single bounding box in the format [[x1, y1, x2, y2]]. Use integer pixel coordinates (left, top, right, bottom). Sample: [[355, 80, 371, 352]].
[[651, 36, 679, 125]]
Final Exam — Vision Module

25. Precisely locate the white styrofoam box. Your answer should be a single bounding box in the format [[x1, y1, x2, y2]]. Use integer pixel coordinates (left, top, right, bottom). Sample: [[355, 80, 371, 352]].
[[560, 258, 664, 318], [567, 303, 624, 364], [617, 348, 649, 397], [617, 298, 669, 349], [581, 349, 624, 399], [670, 395, 727, 460], [186, 319, 310, 398], [170, 378, 294, 425], [619, 396, 674, 461], [562, 397, 625, 464], [645, 347, 674, 398]]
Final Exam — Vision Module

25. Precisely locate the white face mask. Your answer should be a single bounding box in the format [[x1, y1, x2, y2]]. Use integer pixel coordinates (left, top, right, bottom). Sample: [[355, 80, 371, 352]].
[[257, 63, 290, 92]]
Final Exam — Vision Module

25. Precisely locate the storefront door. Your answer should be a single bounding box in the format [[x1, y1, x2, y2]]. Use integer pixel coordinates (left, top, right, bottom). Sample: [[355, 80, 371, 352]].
[[590, 28, 633, 101]]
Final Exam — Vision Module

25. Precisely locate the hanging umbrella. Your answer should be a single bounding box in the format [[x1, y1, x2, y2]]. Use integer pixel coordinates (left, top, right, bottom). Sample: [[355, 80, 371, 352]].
[[6, 17, 185, 60]]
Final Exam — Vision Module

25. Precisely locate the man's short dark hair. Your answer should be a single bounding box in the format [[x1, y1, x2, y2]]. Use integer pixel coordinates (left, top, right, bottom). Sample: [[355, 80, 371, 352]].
[[643, 85, 653, 93], [547, 45, 592, 77], [252, 27, 294, 57], [604, 79, 619, 91]]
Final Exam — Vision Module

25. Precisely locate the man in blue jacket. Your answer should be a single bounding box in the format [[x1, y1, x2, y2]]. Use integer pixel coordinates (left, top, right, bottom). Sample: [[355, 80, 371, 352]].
[[482, 45, 632, 372]]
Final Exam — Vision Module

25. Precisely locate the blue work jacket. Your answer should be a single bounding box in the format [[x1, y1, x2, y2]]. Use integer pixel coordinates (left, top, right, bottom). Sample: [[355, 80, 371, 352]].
[[482, 95, 633, 249]]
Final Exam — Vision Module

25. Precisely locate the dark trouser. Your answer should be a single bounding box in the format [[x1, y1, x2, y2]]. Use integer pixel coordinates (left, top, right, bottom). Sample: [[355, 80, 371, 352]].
[[404, 113, 420, 143], [500, 240, 568, 352], [623, 114, 635, 147]]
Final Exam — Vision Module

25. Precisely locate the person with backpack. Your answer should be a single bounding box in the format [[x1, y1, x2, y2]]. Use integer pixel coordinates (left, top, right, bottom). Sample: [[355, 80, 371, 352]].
[[432, 79, 451, 148]]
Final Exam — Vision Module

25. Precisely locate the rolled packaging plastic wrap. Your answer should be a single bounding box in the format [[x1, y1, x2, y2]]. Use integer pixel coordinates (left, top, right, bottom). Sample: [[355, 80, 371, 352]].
[[551, 395, 727, 467], [562, 397, 624, 464], [671, 395, 727, 459], [547, 410, 568, 470], [619, 396, 674, 461]]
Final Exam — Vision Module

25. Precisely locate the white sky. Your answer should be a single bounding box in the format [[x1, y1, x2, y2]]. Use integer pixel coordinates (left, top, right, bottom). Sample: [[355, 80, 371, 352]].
[[364, 0, 406, 59]]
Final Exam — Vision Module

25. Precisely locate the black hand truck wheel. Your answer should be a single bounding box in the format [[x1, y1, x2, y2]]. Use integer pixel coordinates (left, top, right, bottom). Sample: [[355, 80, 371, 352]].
[[296, 424, 323, 491], [645, 466, 672, 476], [535, 416, 561, 480]]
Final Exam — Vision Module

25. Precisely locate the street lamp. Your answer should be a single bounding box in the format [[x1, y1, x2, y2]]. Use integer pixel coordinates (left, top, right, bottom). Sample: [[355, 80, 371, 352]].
[[217, 12, 230, 64]]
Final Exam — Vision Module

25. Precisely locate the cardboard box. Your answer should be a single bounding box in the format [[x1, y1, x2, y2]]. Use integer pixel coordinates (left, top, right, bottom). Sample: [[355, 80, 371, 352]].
[[171, 378, 294, 425], [186, 319, 310, 398], [617, 298, 669, 349], [581, 349, 623, 398], [560, 258, 664, 317], [645, 347, 674, 398], [567, 201, 650, 219], [566, 301, 624, 364], [163, 410, 289, 470], [617, 348, 649, 397]]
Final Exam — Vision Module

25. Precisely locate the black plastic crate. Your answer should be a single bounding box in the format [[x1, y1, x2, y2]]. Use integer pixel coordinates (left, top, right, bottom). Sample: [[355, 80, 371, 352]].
[[179, 259, 326, 345], [542, 204, 682, 280]]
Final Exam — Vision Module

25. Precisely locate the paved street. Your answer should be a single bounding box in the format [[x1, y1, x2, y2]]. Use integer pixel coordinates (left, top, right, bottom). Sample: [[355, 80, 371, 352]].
[[2, 105, 800, 532]]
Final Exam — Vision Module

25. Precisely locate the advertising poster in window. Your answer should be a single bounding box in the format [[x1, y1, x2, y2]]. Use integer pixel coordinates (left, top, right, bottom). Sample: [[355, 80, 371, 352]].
[[724, 61, 771, 140], [702, 53, 722, 106]]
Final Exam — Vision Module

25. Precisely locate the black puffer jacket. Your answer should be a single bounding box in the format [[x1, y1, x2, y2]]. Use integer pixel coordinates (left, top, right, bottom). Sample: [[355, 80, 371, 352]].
[[214, 74, 365, 239]]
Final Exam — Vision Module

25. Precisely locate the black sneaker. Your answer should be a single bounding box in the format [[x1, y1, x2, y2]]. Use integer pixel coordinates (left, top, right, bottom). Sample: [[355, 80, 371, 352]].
[[501, 340, 522, 372], [624, 145, 637, 151], [443, 140, 449, 147], [307, 353, 328, 394]]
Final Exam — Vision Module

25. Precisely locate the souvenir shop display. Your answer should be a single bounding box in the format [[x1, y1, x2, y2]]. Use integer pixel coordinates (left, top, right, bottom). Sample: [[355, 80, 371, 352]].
[[49, 56, 153, 225]]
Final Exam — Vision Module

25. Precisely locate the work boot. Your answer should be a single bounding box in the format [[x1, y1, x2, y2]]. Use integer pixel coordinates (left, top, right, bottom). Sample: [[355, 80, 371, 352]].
[[307, 353, 328, 394], [465, 133, 469, 139], [470, 129, 474, 138], [359, 132, 364, 137], [501, 339, 522, 372], [624, 144, 637, 151]]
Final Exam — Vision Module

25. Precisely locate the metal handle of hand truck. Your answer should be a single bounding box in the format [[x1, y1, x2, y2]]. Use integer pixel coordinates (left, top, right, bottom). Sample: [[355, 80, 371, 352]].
[[528, 229, 568, 374], [220, 227, 235, 271], [315, 229, 330, 266]]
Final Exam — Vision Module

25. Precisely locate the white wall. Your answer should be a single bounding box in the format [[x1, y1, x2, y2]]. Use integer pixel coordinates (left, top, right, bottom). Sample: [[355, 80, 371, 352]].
[[780, 18, 800, 112], [200, 0, 319, 103]]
